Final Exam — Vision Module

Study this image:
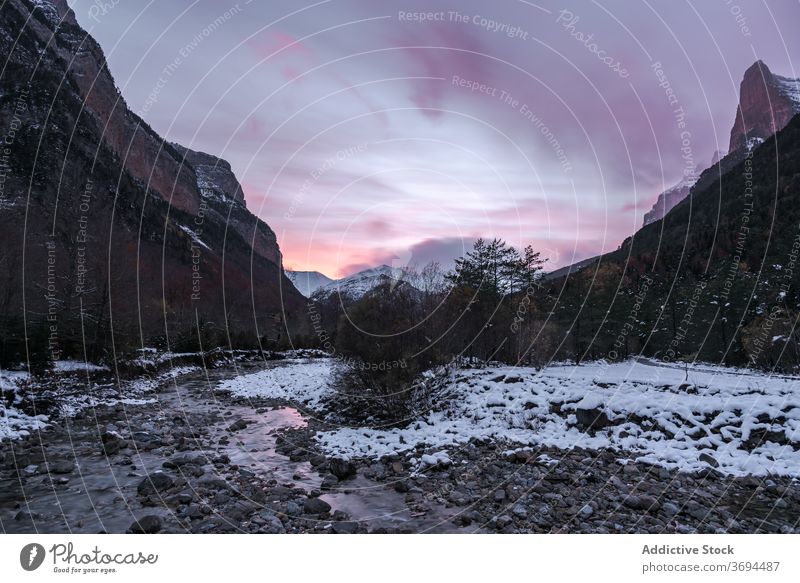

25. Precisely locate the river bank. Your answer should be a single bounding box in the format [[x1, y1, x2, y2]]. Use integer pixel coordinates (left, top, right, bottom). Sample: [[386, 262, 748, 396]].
[[2, 356, 799, 533]]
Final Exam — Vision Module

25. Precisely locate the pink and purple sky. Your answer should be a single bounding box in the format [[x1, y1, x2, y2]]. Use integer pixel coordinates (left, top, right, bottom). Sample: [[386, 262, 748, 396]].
[[69, 0, 800, 278]]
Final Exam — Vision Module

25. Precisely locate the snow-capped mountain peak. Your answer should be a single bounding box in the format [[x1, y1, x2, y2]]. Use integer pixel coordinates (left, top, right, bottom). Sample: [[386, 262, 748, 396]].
[[285, 270, 335, 297], [298, 264, 417, 301]]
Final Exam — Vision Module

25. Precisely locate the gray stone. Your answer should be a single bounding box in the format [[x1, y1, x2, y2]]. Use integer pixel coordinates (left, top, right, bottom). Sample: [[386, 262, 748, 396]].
[[130, 515, 162, 534], [321, 474, 339, 490], [101, 431, 126, 454], [137, 472, 174, 495], [332, 521, 359, 534], [328, 459, 356, 480], [623, 495, 660, 512], [163, 454, 207, 469], [699, 452, 719, 468], [309, 455, 327, 467], [40, 460, 75, 474], [662, 502, 680, 516], [303, 497, 332, 515], [228, 419, 248, 432], [575, 407, 613, 430]]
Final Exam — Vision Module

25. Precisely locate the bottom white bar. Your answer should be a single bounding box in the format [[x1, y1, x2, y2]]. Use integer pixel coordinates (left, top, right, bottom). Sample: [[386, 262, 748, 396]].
[[1, 534, 797, 581]]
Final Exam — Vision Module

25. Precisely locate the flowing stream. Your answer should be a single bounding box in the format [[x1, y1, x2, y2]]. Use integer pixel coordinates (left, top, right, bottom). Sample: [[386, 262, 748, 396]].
[[1, 364, 459, 533]]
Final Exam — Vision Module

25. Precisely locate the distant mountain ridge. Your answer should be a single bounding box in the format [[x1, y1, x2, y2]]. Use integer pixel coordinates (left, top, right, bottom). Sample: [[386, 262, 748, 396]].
[[642, 177, 696, 227], [309, 265, 418, 300]]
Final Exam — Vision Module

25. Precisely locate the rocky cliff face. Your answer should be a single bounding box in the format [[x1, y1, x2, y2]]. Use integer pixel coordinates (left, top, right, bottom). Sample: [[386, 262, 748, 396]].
[[0, 0, 306, 363], [729, 60, 800, 152], [22, 0, 202, 214], [642, 61, 800, 227]]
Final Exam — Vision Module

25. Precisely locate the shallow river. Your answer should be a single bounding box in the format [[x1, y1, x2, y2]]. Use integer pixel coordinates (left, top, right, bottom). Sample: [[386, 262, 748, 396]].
[[0, 364, 460, 533]]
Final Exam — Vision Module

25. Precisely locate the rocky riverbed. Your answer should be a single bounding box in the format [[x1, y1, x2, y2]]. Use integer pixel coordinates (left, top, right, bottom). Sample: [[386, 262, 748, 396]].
[[2, 359, 799, 534]]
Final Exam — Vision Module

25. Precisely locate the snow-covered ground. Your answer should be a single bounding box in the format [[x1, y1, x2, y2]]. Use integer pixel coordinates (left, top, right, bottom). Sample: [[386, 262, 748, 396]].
[[1, 364, 200, 438], [56, 365, 199, 417], [218, 357, 800, 477], [217, 359, 333, 410]]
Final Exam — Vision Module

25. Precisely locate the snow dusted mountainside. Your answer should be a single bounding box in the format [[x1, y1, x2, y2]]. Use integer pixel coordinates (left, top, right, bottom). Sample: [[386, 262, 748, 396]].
[[312, 265, 416, 300], [286, 270, 335, 297], [642, 177, 696, 226]]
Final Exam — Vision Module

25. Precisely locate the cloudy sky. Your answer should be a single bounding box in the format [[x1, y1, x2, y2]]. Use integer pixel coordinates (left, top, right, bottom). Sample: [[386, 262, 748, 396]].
[[68, 0, 800, 277]]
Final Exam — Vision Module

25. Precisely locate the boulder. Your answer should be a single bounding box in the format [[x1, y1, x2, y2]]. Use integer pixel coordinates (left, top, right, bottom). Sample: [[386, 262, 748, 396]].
[[40, 460, 75, 474], [163, 454, 207, 469], [228, 419, 248, 432], [575, 407, 613, 430], [699, 452, 720, 468], [328, 459, 357, 480], [303, 497, 332, 515], [129, 515, 162, 534], [101, 430, 126, 455], [321, 474, 339, 490], [137, 472, 174, 496]]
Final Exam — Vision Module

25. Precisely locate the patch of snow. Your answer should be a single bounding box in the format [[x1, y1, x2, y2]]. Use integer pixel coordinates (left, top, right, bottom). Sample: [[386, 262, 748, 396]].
[[0, 369, 29, 394], [178, 224, 209, 249], [216, 359, 333, 410], [536, 453, 558, 467], [1, 369, 47, 440], [53, 360, 109, 373], [775, 74, 800, 110], [746, 137, 765, 151], [416, 450, 452, 471]]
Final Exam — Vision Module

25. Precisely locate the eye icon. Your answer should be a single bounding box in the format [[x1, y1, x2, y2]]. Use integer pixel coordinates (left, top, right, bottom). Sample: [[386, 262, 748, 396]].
[[20, 543, 46, 571]]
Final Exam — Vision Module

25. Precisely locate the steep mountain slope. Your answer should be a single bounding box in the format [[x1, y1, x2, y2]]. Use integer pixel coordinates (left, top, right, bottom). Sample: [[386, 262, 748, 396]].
[[641, 60, 799, 228], [0, 0, 306, 363], [286, 270, 334, 298], [550, 113, 800, 367]]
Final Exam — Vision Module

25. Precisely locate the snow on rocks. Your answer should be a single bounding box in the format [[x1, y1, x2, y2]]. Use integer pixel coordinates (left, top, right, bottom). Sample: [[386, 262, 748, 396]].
[[313, 359, 800, 477], [55, 365, 198, 417], [1, 370, 47, 440], [216, 358, 334, 410], [414, 450, 452, 471]]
